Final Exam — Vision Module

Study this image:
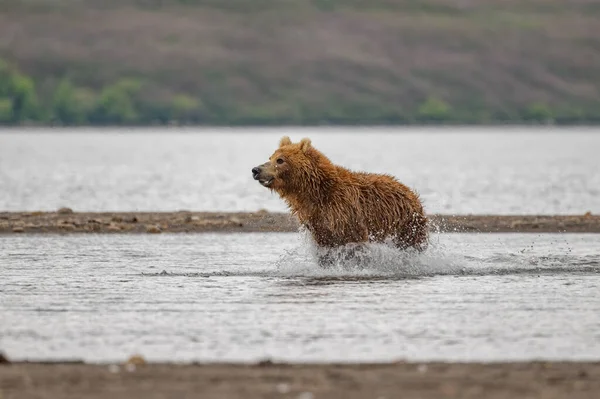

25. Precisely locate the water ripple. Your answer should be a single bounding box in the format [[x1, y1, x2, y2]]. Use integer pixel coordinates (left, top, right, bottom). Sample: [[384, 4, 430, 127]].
[[1, 232, 600, 363]]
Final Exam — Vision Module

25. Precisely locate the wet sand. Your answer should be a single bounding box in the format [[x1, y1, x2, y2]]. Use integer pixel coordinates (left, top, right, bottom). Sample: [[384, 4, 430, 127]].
[[1, 360, 599, 399], [0, 210, 598, 234]]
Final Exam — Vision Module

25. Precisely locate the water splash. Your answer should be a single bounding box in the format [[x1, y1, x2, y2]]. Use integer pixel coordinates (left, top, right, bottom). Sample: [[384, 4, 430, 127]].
[[139, 231, 600, 279], [271, 232, 464, 278]]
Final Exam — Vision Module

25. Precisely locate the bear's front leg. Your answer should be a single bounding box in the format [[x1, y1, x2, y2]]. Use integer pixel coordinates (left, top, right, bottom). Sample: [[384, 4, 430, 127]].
[[315, 243, 368, 269], [317, 250, 337, 268], [309, 221, 368, 268]]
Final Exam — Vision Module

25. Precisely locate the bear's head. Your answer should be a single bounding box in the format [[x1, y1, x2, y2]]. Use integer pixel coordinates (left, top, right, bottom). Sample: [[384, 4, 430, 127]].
[[252, 136, 332, 194]]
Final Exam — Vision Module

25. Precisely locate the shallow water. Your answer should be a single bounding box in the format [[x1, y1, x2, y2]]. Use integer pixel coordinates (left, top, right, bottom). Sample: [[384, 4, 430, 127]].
[[1, 232, 599, 363], [1, 126, 599, 214]]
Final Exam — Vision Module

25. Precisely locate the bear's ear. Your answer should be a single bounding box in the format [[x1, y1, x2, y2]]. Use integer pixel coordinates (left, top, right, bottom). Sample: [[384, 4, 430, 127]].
[[300, 138, 311, 152], [279, 136, 292, 148]]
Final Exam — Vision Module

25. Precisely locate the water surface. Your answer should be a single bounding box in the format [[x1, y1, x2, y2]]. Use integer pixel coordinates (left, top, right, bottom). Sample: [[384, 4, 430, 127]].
[[1, 127, 598, 214], [1, 232, 599, 363]]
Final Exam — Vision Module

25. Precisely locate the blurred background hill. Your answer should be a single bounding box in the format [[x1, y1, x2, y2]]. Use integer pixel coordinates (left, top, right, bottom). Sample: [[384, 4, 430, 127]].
[[1, 0, 599, 126]]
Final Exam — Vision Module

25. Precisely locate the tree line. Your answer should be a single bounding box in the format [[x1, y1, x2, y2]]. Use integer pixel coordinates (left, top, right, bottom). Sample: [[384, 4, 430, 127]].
[[1, 59, 597, 126]]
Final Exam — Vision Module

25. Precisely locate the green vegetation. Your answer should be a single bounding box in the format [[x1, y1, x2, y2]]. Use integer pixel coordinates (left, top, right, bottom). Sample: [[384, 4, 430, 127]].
[[417, 97, 452, 123], [1, 58, 597, 126], [0, 60, 40, 124], [0, 0, 599, 126]]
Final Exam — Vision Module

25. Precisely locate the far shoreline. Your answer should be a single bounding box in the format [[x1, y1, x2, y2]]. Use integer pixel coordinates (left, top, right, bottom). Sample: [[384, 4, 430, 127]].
[[1, 211, 598, 234]]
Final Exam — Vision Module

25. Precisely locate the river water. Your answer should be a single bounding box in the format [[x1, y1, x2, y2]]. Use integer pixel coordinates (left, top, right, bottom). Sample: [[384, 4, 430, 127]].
[[1, 126, 598, 214], [1, 232, 599, 363], [1, 127, 599, 363]]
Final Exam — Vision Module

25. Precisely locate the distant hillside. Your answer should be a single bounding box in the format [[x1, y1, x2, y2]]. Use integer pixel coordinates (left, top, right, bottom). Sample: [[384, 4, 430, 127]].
[[1, 0, 599, 125]]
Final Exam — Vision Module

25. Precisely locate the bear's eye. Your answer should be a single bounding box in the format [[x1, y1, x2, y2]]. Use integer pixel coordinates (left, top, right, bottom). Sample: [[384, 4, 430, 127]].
[[276, 158, 284, 165]]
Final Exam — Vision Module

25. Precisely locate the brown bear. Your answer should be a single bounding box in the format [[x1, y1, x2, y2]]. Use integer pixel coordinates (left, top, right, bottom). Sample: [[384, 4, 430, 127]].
[[252, 136, 428, 263]]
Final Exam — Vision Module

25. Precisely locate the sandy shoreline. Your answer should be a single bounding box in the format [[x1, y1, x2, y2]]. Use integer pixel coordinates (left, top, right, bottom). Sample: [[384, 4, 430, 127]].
[[1, 360, 599, 399], [0, 210, 598, 234]]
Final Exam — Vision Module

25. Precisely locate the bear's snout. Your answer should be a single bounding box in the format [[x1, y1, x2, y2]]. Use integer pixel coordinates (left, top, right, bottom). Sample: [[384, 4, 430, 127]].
[[252, 163, 275, 187], [252, 166, 261, 180]]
